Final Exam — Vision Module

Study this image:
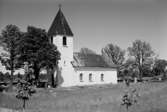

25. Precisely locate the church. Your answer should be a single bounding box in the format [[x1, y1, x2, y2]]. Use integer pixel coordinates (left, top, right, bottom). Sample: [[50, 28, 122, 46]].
[[48, 6, 118, 87]]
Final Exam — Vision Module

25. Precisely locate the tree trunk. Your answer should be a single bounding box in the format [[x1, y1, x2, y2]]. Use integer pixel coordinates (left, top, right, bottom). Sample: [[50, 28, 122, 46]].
[[10, 41, 15, 88], [139, 66, 143, 80], [34, 69, 40, 81], [9, 54, 14, 90], [33, 63, 40, 82], [10, 67, 14, 84], [47, 68, 55, 87], [51, 71, 54, 87], [23, 99, 26, 109], [126, 105, 129, 112]]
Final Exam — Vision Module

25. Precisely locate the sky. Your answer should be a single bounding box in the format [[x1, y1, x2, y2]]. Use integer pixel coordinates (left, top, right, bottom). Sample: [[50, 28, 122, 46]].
[[0, 0, 167, 60]]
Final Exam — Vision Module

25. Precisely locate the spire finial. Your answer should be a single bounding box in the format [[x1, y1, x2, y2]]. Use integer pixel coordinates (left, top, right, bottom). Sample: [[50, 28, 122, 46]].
[[59, 4, 62, 10]]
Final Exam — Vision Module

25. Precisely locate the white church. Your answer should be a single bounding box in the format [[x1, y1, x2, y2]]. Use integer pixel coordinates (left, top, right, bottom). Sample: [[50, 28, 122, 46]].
[[48, 6, 118, 87]]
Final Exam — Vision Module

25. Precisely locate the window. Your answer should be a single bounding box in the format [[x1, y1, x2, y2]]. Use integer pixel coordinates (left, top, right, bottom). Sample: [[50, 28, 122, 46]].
[[64, 61, 66, 66], [50, 36, 53, 43], [89, 73, 92, 82], [63, 36, 67, 46], [80, 73, 83, 82], [101, 74, 104, 82]]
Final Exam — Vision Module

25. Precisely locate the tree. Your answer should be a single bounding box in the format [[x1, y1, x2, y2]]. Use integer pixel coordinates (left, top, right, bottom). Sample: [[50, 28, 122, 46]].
[[121, 88, 139, 112], [16, 26, 60, 87], [123, 58, 138, 77], [16, 79, 36, 111], [121, 72, 140, 112], [123, 58, 153, 78], [80, 48, 96, 55], [0, 24, 22, 85], [152, 59, 167, 76], [128, 40, 155, 79], [101, 43, 125, 66]]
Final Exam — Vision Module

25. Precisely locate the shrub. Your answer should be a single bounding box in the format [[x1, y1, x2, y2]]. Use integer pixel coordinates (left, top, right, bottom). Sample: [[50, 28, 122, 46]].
[[16, 79, 36, 110]]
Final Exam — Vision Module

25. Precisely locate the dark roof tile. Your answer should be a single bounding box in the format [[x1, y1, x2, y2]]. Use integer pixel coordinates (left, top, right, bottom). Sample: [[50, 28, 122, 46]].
[[72, 52, 117, 68], [48, 8, 73, 37]]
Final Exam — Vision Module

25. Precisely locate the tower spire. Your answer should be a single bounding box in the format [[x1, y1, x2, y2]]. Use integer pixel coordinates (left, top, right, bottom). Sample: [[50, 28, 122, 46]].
[[59, 4, 62, 10], [48, 4, 74, 37]]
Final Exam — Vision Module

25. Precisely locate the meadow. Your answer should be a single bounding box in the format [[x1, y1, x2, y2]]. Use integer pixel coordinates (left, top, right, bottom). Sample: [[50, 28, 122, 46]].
[[1, 82, 167, 112]]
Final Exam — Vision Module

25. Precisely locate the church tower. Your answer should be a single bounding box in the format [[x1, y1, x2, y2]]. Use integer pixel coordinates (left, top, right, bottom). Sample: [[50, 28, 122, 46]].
[[48, 5, 74, 87]]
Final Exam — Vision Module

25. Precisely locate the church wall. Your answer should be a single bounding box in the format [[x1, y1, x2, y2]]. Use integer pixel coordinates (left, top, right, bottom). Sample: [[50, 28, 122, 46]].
[[57, 67, 117, 87], [53, 35, 73, 78], [59, 64, 76, 87], [53, 35, 73, 64], [53, 35, 76, 87], [70, 68, 117, 86]]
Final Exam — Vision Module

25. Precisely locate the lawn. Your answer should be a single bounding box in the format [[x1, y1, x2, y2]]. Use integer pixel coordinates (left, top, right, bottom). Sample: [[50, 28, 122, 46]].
[[1, 82, 167, 112]]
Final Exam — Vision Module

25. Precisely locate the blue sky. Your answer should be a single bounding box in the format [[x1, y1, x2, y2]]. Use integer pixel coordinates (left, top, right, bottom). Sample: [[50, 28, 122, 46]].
[[0, 0, 167, 59]]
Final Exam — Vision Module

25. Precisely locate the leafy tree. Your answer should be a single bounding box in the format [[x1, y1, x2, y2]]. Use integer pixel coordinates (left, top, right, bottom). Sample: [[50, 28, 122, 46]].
[[152, 59, 167, 76], [118, 58, 140, 84], [121, 88, 139, 112], [128, 40, 155, 79], [0, 72, 4, 82], [124, 58, 153, 78], [80, 48, 96, 55], [17, 26, 60, 87], [123, 59, 137, 77], [0, 24, 22, 85], [16, 79, 36, 110], [121, 72, 140, 112], [101, 43, 125, 66], [142, 65, 152, 77]]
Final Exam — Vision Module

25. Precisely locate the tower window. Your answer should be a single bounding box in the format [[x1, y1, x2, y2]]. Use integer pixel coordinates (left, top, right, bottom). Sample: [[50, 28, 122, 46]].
[[101, 74, 104, 82], [80, 73, 83, 82], [63, 36, 67, 46], [89, 73, 92, 82], [50, 36, 53, 43], [64, 61, 66, 66]]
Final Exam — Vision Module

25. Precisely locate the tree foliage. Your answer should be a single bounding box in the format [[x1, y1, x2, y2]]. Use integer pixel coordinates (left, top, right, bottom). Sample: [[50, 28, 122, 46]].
[[16, 79, 36, 110], [152, 59, 167, 76], [121, 88, 139, 112], [128, 40, 154, 79], [16, 26, 60, 86], [101, 43, 125, 66], [0, 24, 22, 83], [122, 58, 139, 77]]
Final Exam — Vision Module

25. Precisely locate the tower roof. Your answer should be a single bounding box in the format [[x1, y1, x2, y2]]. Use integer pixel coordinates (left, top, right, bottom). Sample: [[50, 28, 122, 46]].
[[48, 6, 74, 37]]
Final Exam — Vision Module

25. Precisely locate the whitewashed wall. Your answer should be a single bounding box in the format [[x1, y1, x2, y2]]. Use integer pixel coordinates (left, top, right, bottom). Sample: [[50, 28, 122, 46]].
[[53, 35, 73, 67], [73, 68, 118, 86], [57, 67, 118, 87], [53, 35, 75, 87]]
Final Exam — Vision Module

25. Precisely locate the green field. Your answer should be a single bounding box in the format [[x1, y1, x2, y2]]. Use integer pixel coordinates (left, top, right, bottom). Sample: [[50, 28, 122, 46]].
[[1, 82, 167, 112]]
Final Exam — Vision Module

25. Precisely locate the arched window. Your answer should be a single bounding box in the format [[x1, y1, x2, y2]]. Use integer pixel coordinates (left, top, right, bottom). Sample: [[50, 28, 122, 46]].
[[80, 73, 83, 82], [64, 61, 66, 66], [50, 36, 53, 43], [101, 74, 104, 82], [89, 73, 92, 82], [63, 36, 67, 46]]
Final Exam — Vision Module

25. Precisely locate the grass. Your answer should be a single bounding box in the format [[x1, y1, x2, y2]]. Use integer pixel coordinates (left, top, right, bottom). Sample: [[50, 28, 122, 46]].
[[1, 82, 167, 112]]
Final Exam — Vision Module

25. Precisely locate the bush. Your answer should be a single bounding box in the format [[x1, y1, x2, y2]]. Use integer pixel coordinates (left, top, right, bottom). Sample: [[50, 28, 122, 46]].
[[16, 79, 36, 109]]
